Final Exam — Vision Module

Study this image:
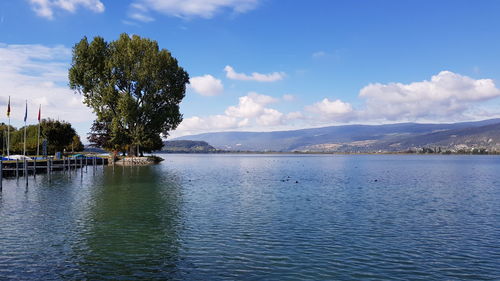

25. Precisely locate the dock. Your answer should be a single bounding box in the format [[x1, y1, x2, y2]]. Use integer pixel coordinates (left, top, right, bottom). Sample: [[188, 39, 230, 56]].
[[0, 156, 109, 190]]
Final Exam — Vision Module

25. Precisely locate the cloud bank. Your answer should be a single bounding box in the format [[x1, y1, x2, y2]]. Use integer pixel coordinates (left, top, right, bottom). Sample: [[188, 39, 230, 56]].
[[177, 92, 294, 136], [224, 65, 285, 82], [29, 0, 105, 19], [129, 0, 259, 21], [173, 71, 500, 137], [359, 71, 500, 121], [2, 43, 497, 139], [0, 43, 94, 131]]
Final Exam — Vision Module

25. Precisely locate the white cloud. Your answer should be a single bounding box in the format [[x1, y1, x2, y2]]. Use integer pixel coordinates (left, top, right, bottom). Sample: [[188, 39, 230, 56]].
[[174, 92, 300, 136], [178, 115, 240, 132], [129, 12, 155, 22], [129, 0, 259, 21], [29, 0, 105, 20], [224, 65, 285, 82], [359, 71, 500, 121], [189, 74, 224, 96], [225, 92, 278, 118], [175, 71, 500, 137], [0, 43, 94, 131], [306, 98, 354, 121], [286, 111, 303, 120], [257, 108, 283, 126]]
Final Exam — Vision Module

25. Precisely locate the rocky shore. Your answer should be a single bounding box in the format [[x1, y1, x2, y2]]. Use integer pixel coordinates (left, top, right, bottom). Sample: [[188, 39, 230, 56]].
[[113, 156, 163, 166]]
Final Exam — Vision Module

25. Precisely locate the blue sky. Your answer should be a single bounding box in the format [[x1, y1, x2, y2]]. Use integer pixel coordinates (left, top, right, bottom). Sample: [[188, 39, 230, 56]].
[[1, 0, 500, 139]]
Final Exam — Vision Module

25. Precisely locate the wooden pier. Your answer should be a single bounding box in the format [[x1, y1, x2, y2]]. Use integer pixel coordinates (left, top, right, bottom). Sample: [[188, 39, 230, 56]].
[[0, 156, 109, 190]]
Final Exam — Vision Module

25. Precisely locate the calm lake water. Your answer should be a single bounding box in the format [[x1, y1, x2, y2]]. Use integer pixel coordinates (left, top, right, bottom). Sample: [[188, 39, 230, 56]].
[[0, 154, 499, 280]]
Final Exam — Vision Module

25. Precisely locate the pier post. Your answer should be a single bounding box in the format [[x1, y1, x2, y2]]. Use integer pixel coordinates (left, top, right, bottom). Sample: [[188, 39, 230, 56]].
[[48, 159, 52, 183], [16, 159, 19, 179], [0, 159, 3, 191], [80, 157, 83, 177], [63, 157, 65, 172], [46, 158, 50, 174], [85, 156, 88, 172], [33, 159, 36, 178], [24, 159, 28, 187]]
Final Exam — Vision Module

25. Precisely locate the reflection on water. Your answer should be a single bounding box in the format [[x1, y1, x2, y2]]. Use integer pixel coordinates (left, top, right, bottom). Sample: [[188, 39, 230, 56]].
[[0, 154, 499, 280], [0, 166, 183, 280], [73, 166, 183, 279]]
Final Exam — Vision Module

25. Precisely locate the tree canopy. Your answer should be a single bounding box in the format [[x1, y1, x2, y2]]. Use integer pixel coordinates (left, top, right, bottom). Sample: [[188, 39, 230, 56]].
[[68, 33, 189, 155], [0, 119, 82, 155]]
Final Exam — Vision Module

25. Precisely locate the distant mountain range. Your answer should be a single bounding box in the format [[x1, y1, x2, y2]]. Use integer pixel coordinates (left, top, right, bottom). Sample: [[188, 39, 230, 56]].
[[172, 119, 500, 153]]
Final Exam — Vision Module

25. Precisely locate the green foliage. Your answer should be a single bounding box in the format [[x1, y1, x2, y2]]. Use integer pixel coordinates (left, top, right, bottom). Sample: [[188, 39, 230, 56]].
[[0, 119, 82, 155], [162, 140, 217, 153], [66, 135, 84, 152], [0, 123, 15, 154], [42, 118, 80, 154], [10, 125, 38, 153], [69, 33, 189, 155]]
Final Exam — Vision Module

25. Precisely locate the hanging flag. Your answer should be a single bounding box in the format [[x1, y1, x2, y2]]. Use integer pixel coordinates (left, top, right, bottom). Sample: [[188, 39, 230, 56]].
[[7, 96, 10, 117], [24, 100, 27, 123], [38, 105, 41, 122]]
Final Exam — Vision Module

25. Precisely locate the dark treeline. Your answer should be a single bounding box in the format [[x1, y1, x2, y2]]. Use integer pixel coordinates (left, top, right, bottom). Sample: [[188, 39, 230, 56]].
[[0, 119, 83, 155]]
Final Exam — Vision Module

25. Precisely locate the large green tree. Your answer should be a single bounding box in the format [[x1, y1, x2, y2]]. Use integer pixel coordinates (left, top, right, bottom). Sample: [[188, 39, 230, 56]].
[[0, 119, 82, 155], [42, 119, 83, 154], [68, 33, 189, 156]]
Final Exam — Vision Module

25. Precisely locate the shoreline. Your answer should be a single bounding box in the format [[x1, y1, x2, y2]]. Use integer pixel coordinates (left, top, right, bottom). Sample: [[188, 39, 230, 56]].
[[155, 151, 500, 156]]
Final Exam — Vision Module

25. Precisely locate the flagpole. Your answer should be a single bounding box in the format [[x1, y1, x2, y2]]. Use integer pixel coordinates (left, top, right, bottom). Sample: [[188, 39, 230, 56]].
[[2, 129, 5, 156], [36, 123, 40, 157], [37, 105, 41, 157], [23, 125, 27, 156], [7, 118, 10, 157], [7, 96, 10, 158], [23, 100, 27, 156]]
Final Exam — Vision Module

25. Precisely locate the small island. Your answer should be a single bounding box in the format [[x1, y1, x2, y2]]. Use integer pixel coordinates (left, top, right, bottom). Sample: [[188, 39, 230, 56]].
[[161, 140, 218, 153]]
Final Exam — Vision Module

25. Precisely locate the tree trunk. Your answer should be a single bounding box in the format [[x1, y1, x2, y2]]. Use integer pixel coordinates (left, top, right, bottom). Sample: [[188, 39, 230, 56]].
[[128, 146, 135, 157]]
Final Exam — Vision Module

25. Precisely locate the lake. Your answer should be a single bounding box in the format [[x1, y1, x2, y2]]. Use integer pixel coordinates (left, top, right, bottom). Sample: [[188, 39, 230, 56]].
[[0, 154, 499, 280]]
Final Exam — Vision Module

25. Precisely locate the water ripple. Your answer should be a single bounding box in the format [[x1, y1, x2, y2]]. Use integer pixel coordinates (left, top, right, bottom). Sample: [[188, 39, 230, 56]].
[[0, 155, 499, 280]]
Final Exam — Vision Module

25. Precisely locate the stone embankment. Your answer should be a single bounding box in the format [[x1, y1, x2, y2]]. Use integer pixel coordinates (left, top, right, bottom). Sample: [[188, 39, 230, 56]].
[[113, 156, 162, 166]]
